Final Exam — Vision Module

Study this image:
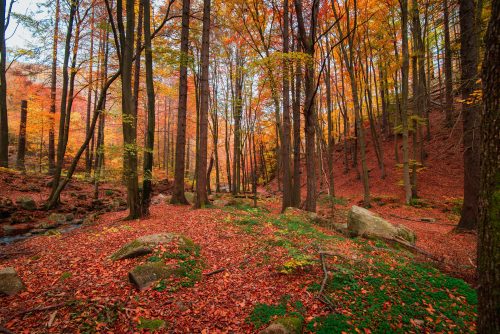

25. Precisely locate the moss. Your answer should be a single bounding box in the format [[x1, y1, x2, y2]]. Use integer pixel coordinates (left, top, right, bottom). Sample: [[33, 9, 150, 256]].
[[274, 316, 303, 334], [137, 317, 166, 331], [110, 240, 151, 260]]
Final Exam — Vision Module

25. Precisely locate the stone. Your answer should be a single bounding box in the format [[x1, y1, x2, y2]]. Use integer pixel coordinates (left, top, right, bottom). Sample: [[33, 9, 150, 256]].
[[128, 262, 178, 290], [0, 196, 16, 218], [184, 192, 195, 203], [65, 213, 75, 222], [347, 206, 416, 244], [3, 223, 33, 236], [151, 194, 170, 205], [16, 196, 36, 211], [111, 233, 195, 260], [0, 267, 25, 296], [47, 213, 67, 225], [9, 212, 32, 224], [259, 316, 304, 334], [77, 194, 87, 200], [213, 199, 229, 207], [283, 207, 318, 223]]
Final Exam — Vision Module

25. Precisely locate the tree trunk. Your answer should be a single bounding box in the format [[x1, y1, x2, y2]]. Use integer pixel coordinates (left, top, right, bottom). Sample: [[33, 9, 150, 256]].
[[457, 0, 481, 230], [401, 0, 412, 205], [16, 100, 28, 171], [171, 0, 191, 204], [141, 0, 155, 215], [477, 3, 500, 330], [292, 41, 301, 207], [194, 0, 211, 208], [443, 0, 453, 128], [48, 0, 60, 174]]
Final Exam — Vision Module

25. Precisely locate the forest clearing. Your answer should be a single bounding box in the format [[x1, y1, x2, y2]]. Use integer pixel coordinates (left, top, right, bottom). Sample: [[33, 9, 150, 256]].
[[0, 0, 498, 332]]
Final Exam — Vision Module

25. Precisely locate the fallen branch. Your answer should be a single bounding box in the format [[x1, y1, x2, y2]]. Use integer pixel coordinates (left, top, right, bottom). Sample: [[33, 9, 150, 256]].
[[204, 268, 226, 276], [389, 214, 456, 226], [17, 302, 68, 316]]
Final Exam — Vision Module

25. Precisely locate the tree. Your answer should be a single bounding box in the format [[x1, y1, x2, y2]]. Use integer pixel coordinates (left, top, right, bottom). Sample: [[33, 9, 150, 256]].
[[48, 0, 60, 174], [457, 0, 481, 230], [142, 0, 155, 215], [194, 0, 212, 208], [281, 0, 292, 211], [171, 0, 191, 205], [477, 1, 500, 331], [0, 0, 8, 167], [16, 100, 28, 171], [294, 0, 319, 212]]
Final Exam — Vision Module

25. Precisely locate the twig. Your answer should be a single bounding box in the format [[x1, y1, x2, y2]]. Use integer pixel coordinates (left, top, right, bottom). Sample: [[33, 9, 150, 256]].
[[204, 268, 226, 276], [389, 214, 456, 226], [17, 302, 67, 316]]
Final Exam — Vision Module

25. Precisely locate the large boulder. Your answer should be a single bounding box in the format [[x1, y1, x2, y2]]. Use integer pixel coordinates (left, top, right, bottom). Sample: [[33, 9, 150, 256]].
[[128, 262, 179, 290], [259, 317, 303, 334], [16, 196, 36, 211], [347, 206, 416, 244], [151, 194, 171, 205], [111, 233, 195, 260], [0, 267, 25, 296]]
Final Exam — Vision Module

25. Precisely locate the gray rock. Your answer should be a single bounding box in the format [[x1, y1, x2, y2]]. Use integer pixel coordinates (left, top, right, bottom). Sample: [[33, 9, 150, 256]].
[[184, 192, 195, 203], [151, 194, 170, 205], [47, 213, 67, 225], [111, 233, 195, 260], [3, 223, 33, 236], [16, 196, 36, 211], [213, 199, 229, 207], [128, 262, 178, 290], [347, 206, 416, 244], [0, 267, 25, 296]]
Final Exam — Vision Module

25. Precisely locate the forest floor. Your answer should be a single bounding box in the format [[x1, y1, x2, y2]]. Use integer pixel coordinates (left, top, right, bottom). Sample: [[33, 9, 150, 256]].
[[0, 198, 477, 333], [0, 109, 477, 332]]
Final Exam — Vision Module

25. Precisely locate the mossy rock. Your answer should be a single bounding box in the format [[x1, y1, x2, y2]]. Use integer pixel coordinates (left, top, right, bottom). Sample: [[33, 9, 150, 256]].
[[0, 267, 25, 296], [259, 316, 304, 334], [16, 196, 36, 211], [283, 207, 318, 223], [128, 262, 181, 291], [111, 233, 195, 260], [348, 205, 416, 244]]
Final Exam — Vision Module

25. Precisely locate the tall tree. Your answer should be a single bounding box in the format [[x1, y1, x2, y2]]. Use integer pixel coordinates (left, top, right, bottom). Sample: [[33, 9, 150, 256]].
[[0, 0, 8, 167], [443, 0, 453, 128], [16, 100, 28, 171], [281, 0, 292, 211], [477, 2, 500, 331], [171, 0, 191, 204], [48, 0, 60, 174], [141, 0, 155, 215], [457, 0, 481, 230], [194, 0, 212, 208], [294, 0, 319, 212]]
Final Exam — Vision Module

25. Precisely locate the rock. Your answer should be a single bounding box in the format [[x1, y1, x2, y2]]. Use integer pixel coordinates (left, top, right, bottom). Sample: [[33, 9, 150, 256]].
[[0, 267, 25, 296], [259, 317, 304, 334], [0, 196, 16, 218], [77, 194, 87, 200], [151, 194, 170, 205], [184, 192, 195, 203], [9, 211, 32, 224], [3, 223, 33, 236], [47, 213, 67, 225], [65, 213, 74, 222], [347, 206, 416, 244], [283, 207, 318, 223], [213, 199, 229, 207], [16, 196, 36, 211], [111, 233, 195, 260], [128, 262, 179, 290]]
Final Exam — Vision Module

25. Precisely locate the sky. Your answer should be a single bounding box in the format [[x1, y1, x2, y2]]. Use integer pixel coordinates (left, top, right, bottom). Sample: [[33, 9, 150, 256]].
[[6, 0, 44, 49]]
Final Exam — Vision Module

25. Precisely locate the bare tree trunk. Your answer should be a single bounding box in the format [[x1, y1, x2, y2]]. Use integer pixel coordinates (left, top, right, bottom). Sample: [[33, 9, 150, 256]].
[[477, 4, 500, 330], [457, 0, 481, 230], [171, 0, 191, 204], [16, 100, 28, 171], [48, 0, 60, 174], [443, 0, 453, 128], [141, 0, 155, 215], [85, 6, 95, 177], [194, 0, 211, 208]]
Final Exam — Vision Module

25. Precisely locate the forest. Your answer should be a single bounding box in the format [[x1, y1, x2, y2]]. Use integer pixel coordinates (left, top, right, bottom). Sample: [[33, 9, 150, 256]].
[[0, 0, 498, 332]]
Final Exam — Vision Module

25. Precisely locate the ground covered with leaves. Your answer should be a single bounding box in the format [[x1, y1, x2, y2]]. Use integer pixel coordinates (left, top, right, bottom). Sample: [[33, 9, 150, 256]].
[[0, 199, 477, 333]]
